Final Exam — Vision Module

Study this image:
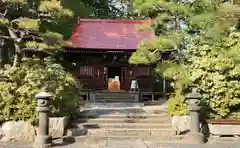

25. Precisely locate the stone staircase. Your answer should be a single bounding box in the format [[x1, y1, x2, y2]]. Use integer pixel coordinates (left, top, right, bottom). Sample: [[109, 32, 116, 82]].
[[69, 103, 184, 143], [90, 92, 138, 103]]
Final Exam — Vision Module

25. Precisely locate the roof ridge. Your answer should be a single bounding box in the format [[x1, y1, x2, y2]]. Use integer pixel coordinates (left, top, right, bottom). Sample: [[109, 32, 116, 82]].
[[77, 17, 150, 24]]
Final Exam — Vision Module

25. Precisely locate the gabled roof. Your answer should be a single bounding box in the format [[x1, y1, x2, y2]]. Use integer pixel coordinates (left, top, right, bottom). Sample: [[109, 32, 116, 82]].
[[65, 18, 155, 50]]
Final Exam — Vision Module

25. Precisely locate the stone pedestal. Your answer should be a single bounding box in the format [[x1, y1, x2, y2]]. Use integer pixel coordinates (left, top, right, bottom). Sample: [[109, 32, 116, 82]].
[[34, 92, 53, 148], [185, 89, 204, 144]]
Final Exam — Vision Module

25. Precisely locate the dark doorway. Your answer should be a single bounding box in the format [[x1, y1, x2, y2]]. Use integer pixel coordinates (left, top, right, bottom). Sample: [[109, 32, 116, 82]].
[[108, 66, 122, 81]]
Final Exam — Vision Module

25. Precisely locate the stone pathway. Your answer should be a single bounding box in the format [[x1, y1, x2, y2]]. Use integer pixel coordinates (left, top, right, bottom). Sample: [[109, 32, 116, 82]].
[[1, 139, 240, 148]]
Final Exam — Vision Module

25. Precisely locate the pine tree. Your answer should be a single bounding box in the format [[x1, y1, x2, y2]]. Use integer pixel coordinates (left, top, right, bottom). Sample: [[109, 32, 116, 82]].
[[129, 0, 197, 91], [129, 0, 240, 115], [130, 0, 240, 88], [60, 0, 95, 38], [0, 0, 73, 67]]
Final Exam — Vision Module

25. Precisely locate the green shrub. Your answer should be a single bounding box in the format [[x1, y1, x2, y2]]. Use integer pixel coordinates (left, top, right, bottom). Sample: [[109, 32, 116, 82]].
[[187, 32, 240, 119], [0, 57, 81, 125], [167, 89, 188, 116], [167, 31, 240, 119]]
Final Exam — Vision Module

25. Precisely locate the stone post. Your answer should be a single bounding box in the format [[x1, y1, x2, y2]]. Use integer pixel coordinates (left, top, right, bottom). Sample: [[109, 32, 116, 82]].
[[34, 92, 53, 148], [185, 88, 204, 144]]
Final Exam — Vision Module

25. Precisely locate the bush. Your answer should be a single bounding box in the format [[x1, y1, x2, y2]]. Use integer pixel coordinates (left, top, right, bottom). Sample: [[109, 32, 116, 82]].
[[0, 57, 81, 125], [186, 32, 240, 119], [167, 90, 188, 116], [168, 31, 240, 119]]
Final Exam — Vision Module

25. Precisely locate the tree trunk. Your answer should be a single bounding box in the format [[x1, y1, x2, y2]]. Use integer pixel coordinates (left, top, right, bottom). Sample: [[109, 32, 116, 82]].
[[12, 42, 21, 67], [8, 28, 21, 68]]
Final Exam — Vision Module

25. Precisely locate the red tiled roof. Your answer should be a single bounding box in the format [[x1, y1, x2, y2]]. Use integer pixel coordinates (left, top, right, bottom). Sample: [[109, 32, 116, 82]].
[[65, 18, 155, 50]]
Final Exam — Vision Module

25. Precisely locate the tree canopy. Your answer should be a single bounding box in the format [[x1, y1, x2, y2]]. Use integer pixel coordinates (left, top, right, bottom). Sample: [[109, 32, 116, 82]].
[[0, 0, 81, 124], [0, 0, 73, 67], [129, 0, 240, 118]]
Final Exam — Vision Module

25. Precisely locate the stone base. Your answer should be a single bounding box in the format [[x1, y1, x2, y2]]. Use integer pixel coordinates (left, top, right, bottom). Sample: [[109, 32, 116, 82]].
[[184, 132, 204, 144], [208, 123, 240, 136], [172, 116, 190, 134], [34, 135, 52, 148], [49, 116, 69, 138]]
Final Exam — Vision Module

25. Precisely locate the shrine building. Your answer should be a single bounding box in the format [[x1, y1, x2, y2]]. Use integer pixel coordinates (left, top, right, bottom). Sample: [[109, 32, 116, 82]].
[[64, 18, 171, 103]]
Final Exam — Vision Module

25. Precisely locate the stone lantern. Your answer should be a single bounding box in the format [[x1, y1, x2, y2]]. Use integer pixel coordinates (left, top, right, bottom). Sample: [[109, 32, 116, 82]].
[[34, 91, 53, 148], [185, 88, 204, 144]]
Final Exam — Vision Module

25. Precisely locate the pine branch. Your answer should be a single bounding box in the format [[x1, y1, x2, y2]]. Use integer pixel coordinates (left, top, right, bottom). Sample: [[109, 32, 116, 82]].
[[0, 35, 15, 40], [0, 9, 7, 17]]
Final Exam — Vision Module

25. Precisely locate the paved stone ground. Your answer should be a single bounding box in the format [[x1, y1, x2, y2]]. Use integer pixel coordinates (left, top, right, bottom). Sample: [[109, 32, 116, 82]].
[[1, 139, 240, 148]]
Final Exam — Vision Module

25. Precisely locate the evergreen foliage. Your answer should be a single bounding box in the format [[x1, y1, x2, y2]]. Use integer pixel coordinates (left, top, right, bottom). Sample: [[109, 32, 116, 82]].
[[129, 0, 240, 118], [186, 30, 240, 119], [0, 1, 81, 124], [60, 0, 141, 38], [0, 0, 73, 67], [60, 0, 94, 38], [0, 57, 81, 124]]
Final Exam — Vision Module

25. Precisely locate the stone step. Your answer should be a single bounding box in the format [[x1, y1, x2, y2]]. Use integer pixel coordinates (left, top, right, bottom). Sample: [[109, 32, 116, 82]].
[[95, 113, 169, 119], [85, 102, 144, 108], [94, 92, 135, 96], [87, 128, 174, 137], [93, 97, 135, 100], [71, 135, 184, 142], [73, 117, 171, 124], [77, 123, 172, 129], [77, 109, 149, 117], [78, 110, 168, 118], [94, 95, 135, 98], [94, 99, 136, 103], [143, 139, 187, 146]]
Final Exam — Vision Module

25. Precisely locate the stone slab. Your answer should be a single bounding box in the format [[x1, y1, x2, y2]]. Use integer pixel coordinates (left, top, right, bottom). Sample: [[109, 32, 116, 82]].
[[75, 117, 171, 124], [208, 123, 240, 136], [67, 127, 87, 137], [2, 139, 240, 148], [85, 102, 144, 108], [0, 121, 35, 142], [79, 123, 172, 129]]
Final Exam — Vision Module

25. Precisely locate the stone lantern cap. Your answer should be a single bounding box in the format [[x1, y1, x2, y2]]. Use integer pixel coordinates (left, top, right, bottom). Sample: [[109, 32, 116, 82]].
[[186, 89, 202, 99], [35, 91, 53, 99]]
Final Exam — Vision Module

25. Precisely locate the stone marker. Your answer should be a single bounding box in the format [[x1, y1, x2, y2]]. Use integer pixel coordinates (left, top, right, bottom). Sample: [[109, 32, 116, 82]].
[[49, 116, 69, 138], [184, 88, 204, 144], [34, 92, 53, 148], [172, 115, 190, 134]]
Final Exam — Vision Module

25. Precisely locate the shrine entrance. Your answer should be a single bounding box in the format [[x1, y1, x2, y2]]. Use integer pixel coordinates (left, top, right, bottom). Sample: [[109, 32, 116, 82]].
[[106, 66, 124, 91], [107, 66, 122, 81]]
